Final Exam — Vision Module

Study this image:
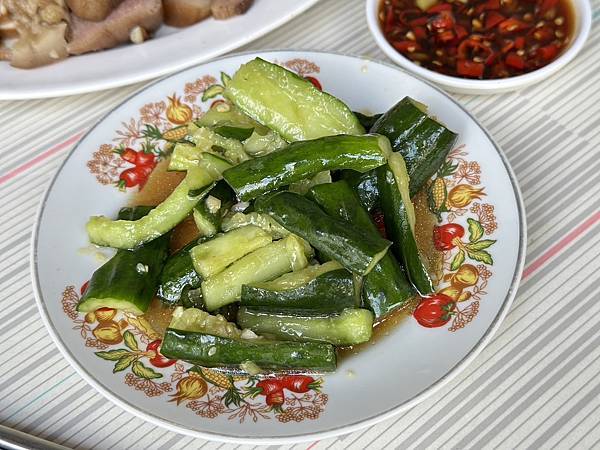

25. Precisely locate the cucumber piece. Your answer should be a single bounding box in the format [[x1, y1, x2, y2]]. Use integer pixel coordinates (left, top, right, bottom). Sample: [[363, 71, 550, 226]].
[[378, 154, 434, 295], [78, 207, 169, 314], [289, 171, 332, 195], [187, 125, 249, 164], [193, 180, 236, 237], [191, 226, 273, 278], [225, 58, 364, 141], [214, 125, 255, 141], [162, 329, 336, 371], [201, 234, 309, 311], [241, 261, 358, 312], [243, 129, 287, 156], [169, 146, 233, 174], [250, 261, 342, 291], [223, 134, 391, 201], [157, 240, 201, 305], [371, 97, 458, 196], [340, 169, 380, 211], [237, 307, 374, 346], [221, 211, 290, 239], [195, 104, 267, 132], [162, 306, 335, 371], [169, 306, 242, 337], [86, 172, 214, 249], [255, 191, 391, 275], [308, 180, 416, 317], [354, 111, 382, 130]]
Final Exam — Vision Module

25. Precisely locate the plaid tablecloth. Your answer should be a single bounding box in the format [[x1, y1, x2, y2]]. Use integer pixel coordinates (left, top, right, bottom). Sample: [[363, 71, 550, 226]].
[[1, 0, 599, 448]]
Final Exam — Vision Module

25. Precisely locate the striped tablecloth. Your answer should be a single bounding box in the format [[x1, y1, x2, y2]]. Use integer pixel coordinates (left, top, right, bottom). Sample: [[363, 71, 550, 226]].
[[1, 0, 599, 448]]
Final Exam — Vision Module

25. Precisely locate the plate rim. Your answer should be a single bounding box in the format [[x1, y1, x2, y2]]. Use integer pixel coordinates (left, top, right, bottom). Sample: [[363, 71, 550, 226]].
[[30, 49, 527, 445], [0, 0, 320, 100]]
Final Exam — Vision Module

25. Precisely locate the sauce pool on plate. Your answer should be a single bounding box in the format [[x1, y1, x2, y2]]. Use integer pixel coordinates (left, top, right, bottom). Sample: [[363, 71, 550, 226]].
[[379, 0, 574, 79]]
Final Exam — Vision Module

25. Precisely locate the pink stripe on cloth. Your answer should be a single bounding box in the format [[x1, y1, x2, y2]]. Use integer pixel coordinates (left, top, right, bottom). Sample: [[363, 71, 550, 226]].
[[523, 211, 600, 279], [306, 440, 319, 450], [0, 131, 85, 186]]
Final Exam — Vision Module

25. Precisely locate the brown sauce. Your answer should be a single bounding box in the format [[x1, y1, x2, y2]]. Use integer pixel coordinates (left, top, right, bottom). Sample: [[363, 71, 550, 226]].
[[379, 0, 575, 79]]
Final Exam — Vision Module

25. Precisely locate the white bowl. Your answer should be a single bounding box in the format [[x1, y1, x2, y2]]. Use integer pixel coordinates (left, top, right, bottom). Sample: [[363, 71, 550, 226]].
[[366, 0, 592, 94]]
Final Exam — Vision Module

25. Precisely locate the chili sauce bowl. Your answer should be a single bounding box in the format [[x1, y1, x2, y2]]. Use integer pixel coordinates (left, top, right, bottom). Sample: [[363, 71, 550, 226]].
[[366, 0, 592, 94]]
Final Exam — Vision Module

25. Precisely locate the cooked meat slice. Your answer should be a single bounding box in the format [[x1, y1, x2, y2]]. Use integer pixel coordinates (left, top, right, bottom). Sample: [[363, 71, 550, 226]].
[[163, 0, 211, 27], [4, 0, 70, 68], [11, 22, 68, 68], [66, 0, 124, 22], [211, 0, 253, 20], [67, 0, 162, 55]]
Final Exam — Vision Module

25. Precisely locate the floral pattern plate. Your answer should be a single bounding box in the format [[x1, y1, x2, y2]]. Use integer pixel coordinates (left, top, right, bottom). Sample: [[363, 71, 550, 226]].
[[32, 51, 526, 444]]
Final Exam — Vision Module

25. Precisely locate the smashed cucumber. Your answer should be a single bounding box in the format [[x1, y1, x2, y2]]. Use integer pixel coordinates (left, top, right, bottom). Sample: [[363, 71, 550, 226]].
[[224, 57, 364, 141], [78, 207, 169, 314]]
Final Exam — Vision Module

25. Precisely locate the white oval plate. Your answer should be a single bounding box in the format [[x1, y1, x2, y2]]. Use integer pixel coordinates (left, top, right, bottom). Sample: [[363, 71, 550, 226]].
[[32, 51, 526, 444], [0, 0, 318, 100]]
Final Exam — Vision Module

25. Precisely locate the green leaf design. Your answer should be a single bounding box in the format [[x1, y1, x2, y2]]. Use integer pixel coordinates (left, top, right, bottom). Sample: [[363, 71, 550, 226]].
[[467, 218, 484, 243], [95, 349, 132, 361], [466, 239, 496, 251], [131, 361, 162, 380], [220, 72, 231, 87], [202, 85, 224, 102], [465, 248, 494, 265], [450, 250, 465, 271], [113, 354, 136, 373], [123, 330, 138, 351]]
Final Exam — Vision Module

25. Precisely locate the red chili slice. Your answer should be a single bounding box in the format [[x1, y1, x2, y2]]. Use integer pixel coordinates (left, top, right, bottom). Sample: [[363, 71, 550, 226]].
[[437, 29, 456, 42], [409, 17, 430, 27], [430, 10, 455, 30], [537, 44, 559, 60], [413, 26, 428, 40], [475, 0, 500, 15], [539, 0, 559, 14], [457, 38, 493, 60], [505, 52, 526, 69], [392, 40, 421, 53], [514, 36, 526, 49], [501, 40, 515, 53], [532, 26, 555, 42], [457, 59, 485, 77], [485, 11, 505, 30], [498, 18, 531, 34], [427, 3, 453, 13], [454, 24, 469, 41]]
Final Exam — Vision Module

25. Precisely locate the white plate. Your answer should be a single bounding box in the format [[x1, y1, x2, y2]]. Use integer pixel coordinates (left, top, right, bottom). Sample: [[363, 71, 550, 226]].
[[32, 51, 526, 444], [0, 0, 318, 100]]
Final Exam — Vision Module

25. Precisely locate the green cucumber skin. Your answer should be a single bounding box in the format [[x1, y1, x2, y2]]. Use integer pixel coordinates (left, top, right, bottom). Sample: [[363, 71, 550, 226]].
[[237, 307, 374, 346], [255, 191, 391, 275], [222, 134, 388, 201], [157, 240, 201, 305], [86, 173, 213, 249], [340, 169, 380, 211], [214, 125, 255, 141], [377, 165, 434, 295], [308, 181, 416, 317], [353, 112, 382, 130], [241, 269, 357, 312], [224, 57, 364, 141], [78, 207, 170, 314], [193, 180, 237, 236], [371, 97, 458, 196], [161, 329, 336, 371]]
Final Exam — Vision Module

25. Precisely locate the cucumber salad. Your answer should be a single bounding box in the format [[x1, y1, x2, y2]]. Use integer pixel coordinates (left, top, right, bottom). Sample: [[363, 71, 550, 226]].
[[78, 58, 458, 373]]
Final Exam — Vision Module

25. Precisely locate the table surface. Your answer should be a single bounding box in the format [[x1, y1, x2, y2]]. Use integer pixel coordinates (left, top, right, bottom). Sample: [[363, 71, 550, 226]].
[[1, 0, 600, 448]]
